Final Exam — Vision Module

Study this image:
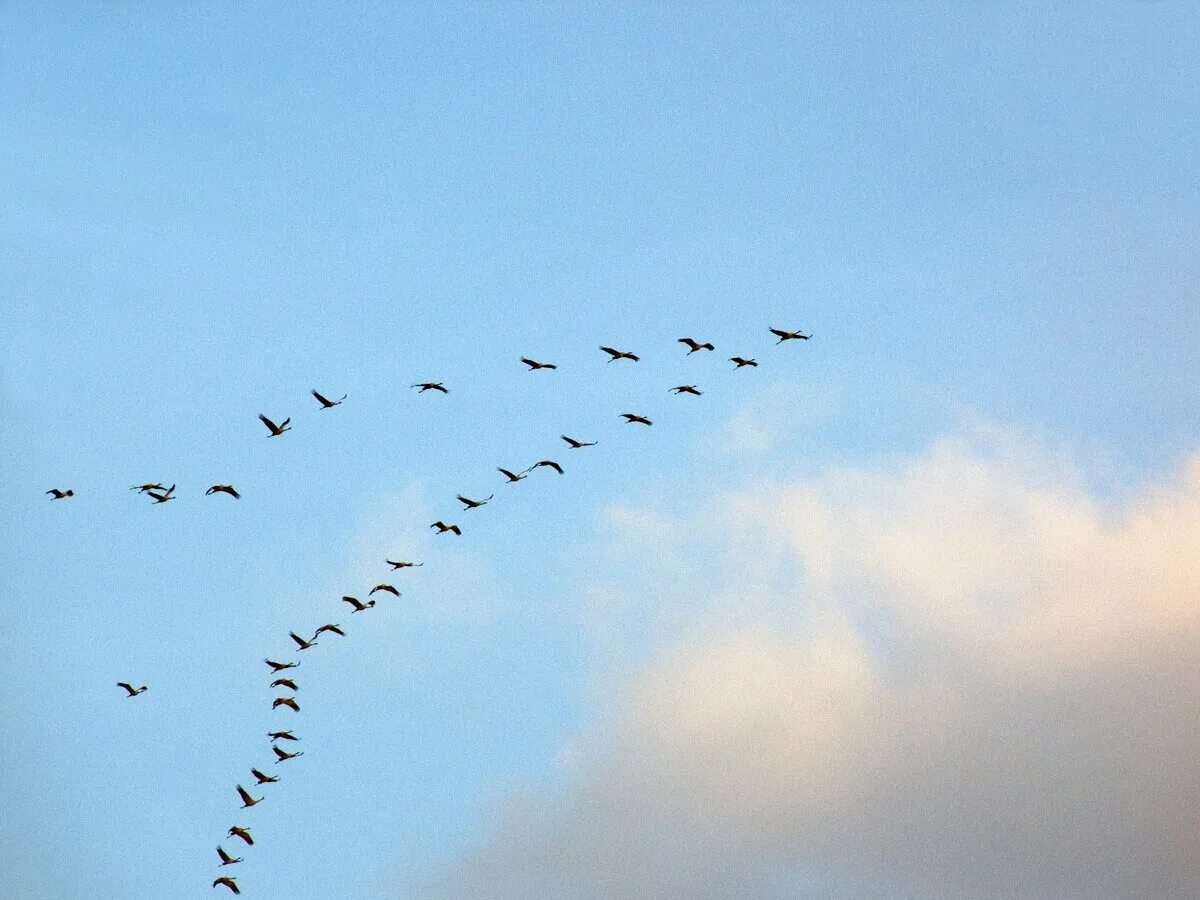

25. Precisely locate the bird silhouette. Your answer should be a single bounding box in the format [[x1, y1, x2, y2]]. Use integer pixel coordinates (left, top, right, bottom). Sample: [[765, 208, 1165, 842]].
[[520, 357, 557, 370], [236, 785, 262, 808], [677, 337, 715, 353], [206, 484, 241, 499], [130, 483, 165, 494], [730, 357, 758, 368], [217, 845, 242, 866], [498, 467, 526, 483], [621, 413, 653, 426], [411, 382, 448, 394], [311, 389, 346, 408], [46, 488, 74, 499], [561, 435, 597, 449], [117, 682, 147, 697], [258, 414, 291, 436], [270, 678, 298, 691], [212, 876, 240, 894], [669, 385, 702, 396], [226, 826, 253, 846], [288, 631, 316, 651], [268, 731, 298, 742], [272, 745, 303, 763], [430, 521, 462, 535], [769, 327, 811, 343], [146, 484, 176, 503], [457, 493, 492, 509], [527, 460, 564, 475], [313, 623, 345, 637], [600, 346, 639, 362], [273, 696, 300, 712], [251, 768, 279, 785], [386, 560, 423, 570], [265, 658, 298, 672], [341, 596, 375, 612], [369, 584, 399, 597]]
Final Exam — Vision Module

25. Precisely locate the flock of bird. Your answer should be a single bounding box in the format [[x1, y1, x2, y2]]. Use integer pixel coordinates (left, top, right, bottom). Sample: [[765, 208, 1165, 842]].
[[47, 327, 811, 895]]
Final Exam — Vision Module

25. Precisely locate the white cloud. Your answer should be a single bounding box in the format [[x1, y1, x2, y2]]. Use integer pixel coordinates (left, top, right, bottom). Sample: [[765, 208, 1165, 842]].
[[411, 427, 1200, 899]]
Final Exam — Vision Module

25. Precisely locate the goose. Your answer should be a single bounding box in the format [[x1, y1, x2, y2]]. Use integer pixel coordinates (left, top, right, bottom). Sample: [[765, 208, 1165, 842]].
[[677, 337, 715, 353], [146, 484, 176, 503], [457, 493, 492, 509], [430, 521, 462, 535], [236, 785, 262, 808], [212, 876, 240, 894], [217, 845, 242, 866], [341, 596, 375, 612], [226, 826, 253, 846], [621, 413, 652, 426], [270, 678, 298, 691], [730, 357, 758, 368], [411, 382, 448, 394], [251, 768, 279, 785], [311, 389, 346, 408], [313, 623, 345, 637], [769, 327, 811, 343], [273, 696, 300, 712], [527, 460, 563, 475], [386, 560, 423, 570], [206, 484, 241, 499], [497, 467, 526, 483], [46, 488, 74, 499], [561, 435, 597, 449], [669, 385, 702, 396], [130, 483, 165, 494], [117, 682, 147, 697], [272, 744, 303, 763], [258, 414, 291, 436], [288, 631, 316, 651], [369, 584, 399, 597], [265, 658, 298, 672], [267, 731, 298, 742], [520, 357, 557, 370], [600, 346, 639, 362]]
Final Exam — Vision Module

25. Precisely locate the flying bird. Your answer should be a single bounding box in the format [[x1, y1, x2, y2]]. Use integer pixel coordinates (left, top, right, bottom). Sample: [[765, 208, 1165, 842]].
[[212, 876, 240, 895], [769, 327, 811, 343], [251, 768, 279, 785], [314, 623, 345, 638], [730, 357, 758, 368], [457, 493, 492, 509], [600, 346, 639, 362], [258, 414, 291, 436], [561, 435, 597, 449], [146, 484, 176, 503], [273, 696, 300, 712], [430, 521, 462, 535], [411, 382, 448, 394], [270, 678, 298, 691], [206, 484, 241, 499], [268, 731, 298, 742], [341, 596, 375, 612], [117, 682, 147, 697], [130, 483, 165, 494], [312, 389, 346, 408], [46, 488, 74, 499], [677, 337, 715, 353], [527, 460, 563, 475], [272, 744, 303, 763], [520, 357, 557, 370], [217, 846, 243, 866], [236, 785, 262, 808], [369, 584, 399, 597], [386, 560, 423, 570], [288, 631, 316, 651], [669, 385, 702, 396], [621, 413, 652, 426], [497, 467, 526, 483], [265, 658, 298, 672], [227, 826, 253, 846]]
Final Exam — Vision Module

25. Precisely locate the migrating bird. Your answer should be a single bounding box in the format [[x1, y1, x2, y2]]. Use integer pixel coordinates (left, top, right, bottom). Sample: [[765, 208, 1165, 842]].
[[730, 356, 758, 368], [600, 345, 639, 362], [669, 385, 702, 396], [411, 382, 448, 394], [621, 413, 653, 426], [527, 460, 564, 475], [342, 595, 375, 612], [212, 876, 240, 895], [146, 484, 176, 504], [561, 435, 597, 449], [313, 623, 345, 637], [457, 493, 492, 509], [268, 731, 298, 742], [265, 658, 298, 672], [288, 631, 317, 651], [272, 744, 303, 763], [130, 483, 165, 494], [369, 584, 399, 597], [430, 520, 462, 535], [270, 678, 298, 691], [272, 696, 300, 712], [258, 414, 291, 436], [217, 845, 243, 866], [226, 826, 253, 846], [312, 389, 346, 408], [520, 357, 557, 370], [386, 560, 423, 570], [251, 768, 279, 785], [206, 484, 241, 499], [117, 682, 147, 697], [236, 785, 262, 808], [677, 337, 715, 353], [497, 467, 526, 483], [769, 327, 811, 343], [46, 488, 74, 499]]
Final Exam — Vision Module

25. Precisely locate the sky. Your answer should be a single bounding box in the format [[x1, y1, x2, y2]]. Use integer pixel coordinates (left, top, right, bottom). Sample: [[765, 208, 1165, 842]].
[[1, 3, 1198, 898]]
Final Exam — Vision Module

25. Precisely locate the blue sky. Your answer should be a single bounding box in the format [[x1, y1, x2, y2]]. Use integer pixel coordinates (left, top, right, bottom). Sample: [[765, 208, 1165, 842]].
[[2, 4, 1198, 898]]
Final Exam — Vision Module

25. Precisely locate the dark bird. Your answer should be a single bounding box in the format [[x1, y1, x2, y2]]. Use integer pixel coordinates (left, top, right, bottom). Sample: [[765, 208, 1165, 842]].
[[369, 584, 399, 597], [430, 520, 462, 535], [212, 876, 240, 895], [769, 327, 811, 343], [268, 731, 298, 742], [206, 484, 241, 499], [272, 744, 303, 763], [270, 678, 298, 691], [386, 560, 423, 570], [498, 467, 526, 483], [730, 357, 758, 368], [273, 696, 300, 712], [677, 337, 715, 353], [457, 493, 492, 509], [130, 483, 165, 494], [46, 488, 74, 499], [621, 413, 653, 426], [146, 484, 176, 503], [117, 682, 147, 697], [311, 389, 346, 408], [600, 346, 639, 362], [527, 460, 564, 475], [669, 385, 702, 396], [411, 382, 448, 394], [313, 623, 345, 637], [258, 414, 291, 436], [227, 826, 253, 846], [520, 357, 557, 370], [265, 658, 298, 672], [251, 768, 279, 785], [236, 785, 262, 808], [217, 845, 243, 866], [341, 595, 375, 612], [288, 631, 316, 651], [561, 435, 597, 449]]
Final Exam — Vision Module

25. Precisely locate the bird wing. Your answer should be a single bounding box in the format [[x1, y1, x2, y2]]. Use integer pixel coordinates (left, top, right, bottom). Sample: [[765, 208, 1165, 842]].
[[450, 525, 461, 535], [236, 785, 254, 804], [289, 631, 306, 647], [117, 682, 134, 694], [341, 596, 364, 609], [600, 346, 619, 357], [258, 414, 277, 431], [769, 328, 788, 338]]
